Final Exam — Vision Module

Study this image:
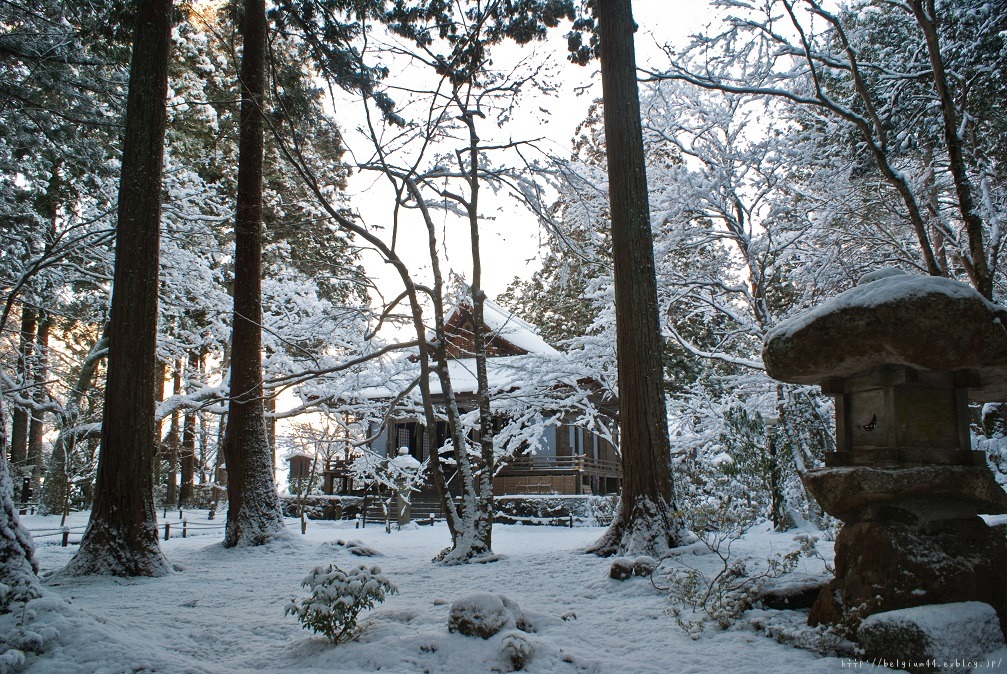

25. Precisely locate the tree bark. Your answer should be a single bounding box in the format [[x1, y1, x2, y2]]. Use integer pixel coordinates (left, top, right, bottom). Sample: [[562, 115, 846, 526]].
[[26, 313, 50, 490], [9, 306, 36, 469], [588, 0, 684, 557], [63, 0, 173, 577], [179, 352, 197, 508], [222, 0, 284, 547], [910, 0, 992, 299], [165, 359, 181, 505]]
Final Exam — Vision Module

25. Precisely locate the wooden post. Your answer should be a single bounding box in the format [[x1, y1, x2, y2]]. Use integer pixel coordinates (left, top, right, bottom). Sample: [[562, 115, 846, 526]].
[[164, 521, 170, 541], [182, 519, 187, 538], [61, 527, 69, 547], [300, 513, 306, 535], [179, 508, 183, 520]]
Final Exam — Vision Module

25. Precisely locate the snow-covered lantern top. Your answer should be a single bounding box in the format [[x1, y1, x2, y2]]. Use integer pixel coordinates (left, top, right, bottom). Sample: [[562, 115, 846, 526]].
[[390, 446, 422, 472], [763, 270, 1007, 468], [764, 270, 1007, 521]]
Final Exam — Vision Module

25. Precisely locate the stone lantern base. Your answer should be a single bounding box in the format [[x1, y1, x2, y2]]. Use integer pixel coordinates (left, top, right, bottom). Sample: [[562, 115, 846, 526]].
[[802, 464, 1007, 637], [809, 515, 1007, 638]]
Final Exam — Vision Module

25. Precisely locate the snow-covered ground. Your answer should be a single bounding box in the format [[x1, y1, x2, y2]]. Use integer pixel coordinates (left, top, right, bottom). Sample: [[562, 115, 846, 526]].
[[10, 512, 1003, 673]]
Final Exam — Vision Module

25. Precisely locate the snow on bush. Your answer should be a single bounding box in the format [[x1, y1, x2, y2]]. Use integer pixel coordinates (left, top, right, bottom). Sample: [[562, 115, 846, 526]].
[[285, 563, 396, 644], [0, 596, 62, 673]]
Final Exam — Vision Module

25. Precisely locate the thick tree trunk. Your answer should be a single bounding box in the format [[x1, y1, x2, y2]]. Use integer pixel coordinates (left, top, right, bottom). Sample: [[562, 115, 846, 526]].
[[9, 306, 36, 470], [63, 0, 173, 577], [179, 422, 194, 508], [222, 0, 284, 547], [588, 0, 685, 557]]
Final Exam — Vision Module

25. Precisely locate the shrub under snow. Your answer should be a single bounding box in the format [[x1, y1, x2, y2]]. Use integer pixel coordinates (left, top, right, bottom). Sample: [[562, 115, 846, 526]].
[[285, 563, 396, 643]]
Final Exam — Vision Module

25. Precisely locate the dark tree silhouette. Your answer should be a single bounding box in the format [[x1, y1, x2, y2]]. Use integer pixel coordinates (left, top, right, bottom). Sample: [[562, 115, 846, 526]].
[[586, 0, 685, 557], [221, 0, 285, 547], [64, 0, 174, 576]]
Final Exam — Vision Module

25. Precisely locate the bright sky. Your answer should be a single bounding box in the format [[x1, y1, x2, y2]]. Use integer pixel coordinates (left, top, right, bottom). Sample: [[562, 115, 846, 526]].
[[335, 0, 719, 308]]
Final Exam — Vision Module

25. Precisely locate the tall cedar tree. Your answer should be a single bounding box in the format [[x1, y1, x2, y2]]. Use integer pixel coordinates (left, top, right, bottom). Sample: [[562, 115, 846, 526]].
[[64, 0, 173, 576], [222, 0, 285, 547], [586, 0, 685, 556]]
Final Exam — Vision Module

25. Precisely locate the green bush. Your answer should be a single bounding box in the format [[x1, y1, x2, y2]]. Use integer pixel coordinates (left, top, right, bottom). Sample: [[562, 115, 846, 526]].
[[285, 563, 396, 643]]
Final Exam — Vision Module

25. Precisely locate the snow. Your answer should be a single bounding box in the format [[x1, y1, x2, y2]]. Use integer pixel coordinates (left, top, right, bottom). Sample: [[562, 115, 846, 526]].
[[444, 299, 560, 358], [859, 602, 1005, 673], [6, 513, 953, 672], [766, 272, 1000, 343], [447, 593, 515, 638], [356, 352, 569, 398]]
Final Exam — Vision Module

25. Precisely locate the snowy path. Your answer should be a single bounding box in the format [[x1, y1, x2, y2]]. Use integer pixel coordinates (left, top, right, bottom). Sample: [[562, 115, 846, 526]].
[[21, 514, 896, 673]]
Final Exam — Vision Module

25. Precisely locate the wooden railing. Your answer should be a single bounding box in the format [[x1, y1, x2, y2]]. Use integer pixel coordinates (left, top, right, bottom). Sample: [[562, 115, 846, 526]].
[[500, 455, 621, 474], [322, 455, 620, 477]]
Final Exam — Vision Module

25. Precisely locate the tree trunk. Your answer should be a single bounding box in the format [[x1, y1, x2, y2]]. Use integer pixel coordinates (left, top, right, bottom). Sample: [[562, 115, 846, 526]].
[[222, 0, 284, 547], [464, 110, 494, 559], [179, 352, 197, 508], [0, 403, 41, 606], [165, 359, 181, 505], [9, 306, 36, 470], [587, 0, 685, 557], [26, 314, 50, 490], [910, 0, 992, 299], [63, 0, 173, 577], [153, 359, 166, 491]]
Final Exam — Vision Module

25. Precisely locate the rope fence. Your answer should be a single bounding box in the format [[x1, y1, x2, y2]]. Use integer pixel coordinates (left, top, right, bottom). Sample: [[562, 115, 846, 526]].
[[27, 514, 317, 547]]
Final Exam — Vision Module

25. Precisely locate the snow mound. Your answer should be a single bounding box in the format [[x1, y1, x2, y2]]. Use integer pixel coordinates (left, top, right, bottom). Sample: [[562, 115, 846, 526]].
[[858, 601, 1005, 673], [332, 539, 382, 557], [448, 593, 524, 639]]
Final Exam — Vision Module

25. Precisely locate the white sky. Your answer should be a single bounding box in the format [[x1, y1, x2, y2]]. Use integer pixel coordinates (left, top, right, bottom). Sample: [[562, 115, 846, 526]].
[[334, 0, 719, 307]]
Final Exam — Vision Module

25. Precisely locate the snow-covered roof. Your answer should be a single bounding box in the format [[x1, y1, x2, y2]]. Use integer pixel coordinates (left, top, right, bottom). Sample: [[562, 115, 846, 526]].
[[354, 353, 564, 400], [440, 298, 559, 357], [346, 299, 575, 402], [480, 299, 559, 356]]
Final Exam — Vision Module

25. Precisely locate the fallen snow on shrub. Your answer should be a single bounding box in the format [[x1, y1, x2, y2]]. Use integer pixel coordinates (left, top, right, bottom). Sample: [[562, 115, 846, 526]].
[[286, 563, 396, 643]]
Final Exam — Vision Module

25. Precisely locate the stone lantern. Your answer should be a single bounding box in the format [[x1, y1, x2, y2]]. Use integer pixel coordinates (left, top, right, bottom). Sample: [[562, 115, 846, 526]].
[[763, 270, 1007, 637], [389, 447, 421, 529]]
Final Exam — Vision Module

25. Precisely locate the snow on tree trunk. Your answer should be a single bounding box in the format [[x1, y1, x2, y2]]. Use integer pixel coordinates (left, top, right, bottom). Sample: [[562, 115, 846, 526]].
[[0, 405, 40, 609], [586, 0, 686, 558], [221, 0, 285, 547], [63, 0, 174, 577]]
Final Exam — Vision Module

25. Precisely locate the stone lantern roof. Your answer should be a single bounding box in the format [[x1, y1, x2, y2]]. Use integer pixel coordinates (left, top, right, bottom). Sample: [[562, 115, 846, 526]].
[[763, 270, 1007, 401]]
